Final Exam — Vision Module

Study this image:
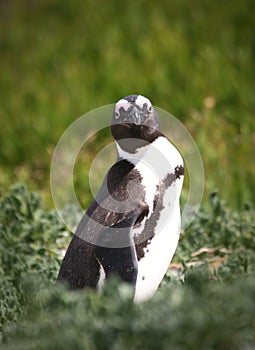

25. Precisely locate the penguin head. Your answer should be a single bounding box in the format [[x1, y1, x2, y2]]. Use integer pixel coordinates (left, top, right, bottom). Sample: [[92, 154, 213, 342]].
[[111, 95, 161, 153]]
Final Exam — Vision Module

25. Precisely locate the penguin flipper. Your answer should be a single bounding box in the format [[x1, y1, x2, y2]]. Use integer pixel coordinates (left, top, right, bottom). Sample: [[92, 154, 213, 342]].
[[94, 206, 149, 286], [57, 235, 100, 290], [57, 205, 147, 290]]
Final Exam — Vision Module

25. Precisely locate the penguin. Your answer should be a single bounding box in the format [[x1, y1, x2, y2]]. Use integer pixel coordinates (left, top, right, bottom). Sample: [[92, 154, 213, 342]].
[[57, 94, 184, 302]]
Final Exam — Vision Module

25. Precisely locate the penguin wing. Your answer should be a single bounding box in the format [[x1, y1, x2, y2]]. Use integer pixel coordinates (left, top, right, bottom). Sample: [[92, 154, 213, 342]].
[[57, 159, 149, 289], [57, 235, 101, 289]]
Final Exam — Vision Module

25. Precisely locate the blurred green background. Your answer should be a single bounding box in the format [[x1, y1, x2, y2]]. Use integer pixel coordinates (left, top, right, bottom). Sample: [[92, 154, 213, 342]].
[[0, 0, 254, 209]]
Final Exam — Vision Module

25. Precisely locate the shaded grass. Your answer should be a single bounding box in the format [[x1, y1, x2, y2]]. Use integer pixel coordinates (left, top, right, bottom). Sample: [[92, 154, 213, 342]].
[[0, 184, 255, 349]]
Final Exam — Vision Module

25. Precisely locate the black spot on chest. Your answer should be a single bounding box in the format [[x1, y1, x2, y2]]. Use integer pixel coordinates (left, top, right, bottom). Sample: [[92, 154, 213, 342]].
[[175, 165, 184, 179]]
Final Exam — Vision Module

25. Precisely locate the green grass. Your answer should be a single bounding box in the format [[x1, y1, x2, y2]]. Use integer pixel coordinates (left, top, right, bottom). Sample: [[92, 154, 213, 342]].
[[0, 0, 254, 207], [0, 185, 254, 349]]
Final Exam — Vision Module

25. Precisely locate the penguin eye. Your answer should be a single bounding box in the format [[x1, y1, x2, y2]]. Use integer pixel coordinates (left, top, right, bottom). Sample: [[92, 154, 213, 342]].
[[114, 112, 120, 119], [148, 105, 153, 112]]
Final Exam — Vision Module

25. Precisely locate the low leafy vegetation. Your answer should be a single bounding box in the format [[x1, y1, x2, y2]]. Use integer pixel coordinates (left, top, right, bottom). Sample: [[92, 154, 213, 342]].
[[0, 184, 70, 338], [0, 185, 254, 349]]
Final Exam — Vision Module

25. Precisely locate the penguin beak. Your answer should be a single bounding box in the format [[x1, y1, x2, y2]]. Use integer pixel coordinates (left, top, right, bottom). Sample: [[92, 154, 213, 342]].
[[131, 105, 144, 125]]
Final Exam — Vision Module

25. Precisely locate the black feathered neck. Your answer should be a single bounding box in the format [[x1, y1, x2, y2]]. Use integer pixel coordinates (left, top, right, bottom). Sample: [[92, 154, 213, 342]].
[[111, 123, 163, 154]]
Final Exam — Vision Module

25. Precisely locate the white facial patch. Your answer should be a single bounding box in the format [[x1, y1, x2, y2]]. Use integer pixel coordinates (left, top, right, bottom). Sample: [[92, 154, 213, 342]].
[[115, 99, 131, 114], [136, 95, 152, 110]]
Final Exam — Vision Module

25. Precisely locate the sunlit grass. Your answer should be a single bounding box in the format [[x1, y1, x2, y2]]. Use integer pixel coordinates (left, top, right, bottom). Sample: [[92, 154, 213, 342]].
[[0, 0, 254, 208]]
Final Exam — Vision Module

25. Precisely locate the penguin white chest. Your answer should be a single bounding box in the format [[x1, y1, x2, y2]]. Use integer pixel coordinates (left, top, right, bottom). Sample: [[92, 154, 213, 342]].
[[131, 137, 184, 303], [134, 185, 181, 303]]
